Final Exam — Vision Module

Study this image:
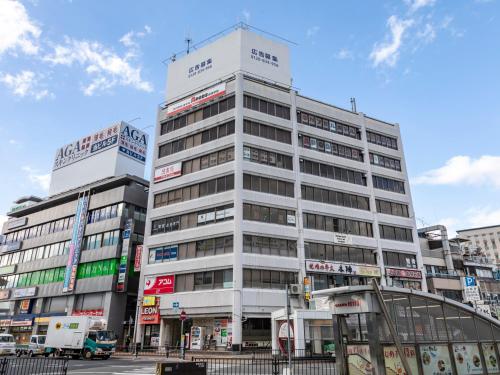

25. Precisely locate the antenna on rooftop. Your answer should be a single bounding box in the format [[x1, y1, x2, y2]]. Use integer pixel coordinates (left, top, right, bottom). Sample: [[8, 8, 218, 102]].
[[185, 35, 193, 54], [350, 98, 357, 113]]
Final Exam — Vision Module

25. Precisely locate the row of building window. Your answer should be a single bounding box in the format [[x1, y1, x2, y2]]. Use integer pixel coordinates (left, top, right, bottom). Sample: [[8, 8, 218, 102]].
[[0, 229, 121, 267], [299, 159, 367, 186], [87, 203, 124, 225], [243, 95, 291, 120], [175, 269, 233, 292], [243, 174, 294, 198], [3, 215, 74, 244], [304, 242, 377, 265], [243, 203, 296, 226], [375, 199, 409, 217], [383, 251, 417, 269], [0, 259, 119, 290], [148, 235, 234, 263], [153, 174, 234, 208], [151, 205, 234, 235], [158, 120, 235, 158], [303, 212, 374, 237], [243, 235, 297, 257], [243, 119, 292, 144], [369, 152, 402, 171], [82, 230, 121, 251], [297, 110, 361, 140], [181, 147, 234, 175], [372, 175, 405, 194], [379, 224, 414, 242], [243, 146, 293, 170], [299, 134, 363, 162], [243, 268, 298, 289], [366, 130, 398, 150], [3, 203, 126, 245], [160, 95, 235, 135], [301, 185, 370, 211]]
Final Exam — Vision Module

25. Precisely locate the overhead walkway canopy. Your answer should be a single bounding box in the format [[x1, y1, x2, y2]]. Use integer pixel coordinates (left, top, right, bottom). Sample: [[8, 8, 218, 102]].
[[312, 284, 500, 375]]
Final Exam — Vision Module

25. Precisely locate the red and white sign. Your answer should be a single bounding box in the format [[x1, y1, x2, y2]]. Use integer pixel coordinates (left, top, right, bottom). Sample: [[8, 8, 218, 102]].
[[139, 302, 160, 325], [154, 162, 182, 183], [72, 309, 104, 317], [386, 268, 422, 280], [134, 245, 143, 272], [144, 275, 175, 295], [165, 83, 226, 116]]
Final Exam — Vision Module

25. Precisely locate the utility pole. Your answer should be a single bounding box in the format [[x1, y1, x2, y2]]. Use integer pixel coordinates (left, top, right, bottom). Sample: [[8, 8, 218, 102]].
[[132, 296, 142, 357], [285, 284, 292, 372], [180, 310, 186, 360]]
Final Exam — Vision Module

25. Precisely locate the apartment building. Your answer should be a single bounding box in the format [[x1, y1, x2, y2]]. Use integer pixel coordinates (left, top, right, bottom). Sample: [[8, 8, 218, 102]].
[[0, 122, 149, 344], [457, 225, 500, 266], [138, 26, 425, 351]]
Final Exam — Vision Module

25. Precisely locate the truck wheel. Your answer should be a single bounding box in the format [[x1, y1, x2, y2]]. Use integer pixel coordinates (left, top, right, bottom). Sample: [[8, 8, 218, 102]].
[[15, 351, 21, 357], [44, 353, 49, 358], [103, 355, 110, 360], [83, 350, 93, 360], [28, 351, 34, 357]]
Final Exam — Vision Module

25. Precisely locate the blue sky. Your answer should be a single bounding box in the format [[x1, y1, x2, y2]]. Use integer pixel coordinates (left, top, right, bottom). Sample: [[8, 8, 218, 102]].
[[0, 0, 499, 236]]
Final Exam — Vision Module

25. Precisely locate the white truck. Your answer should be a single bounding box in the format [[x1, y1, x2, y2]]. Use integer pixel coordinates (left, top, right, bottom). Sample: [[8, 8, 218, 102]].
[[16, 334, 46, 357], [44, 316, 116, 359]]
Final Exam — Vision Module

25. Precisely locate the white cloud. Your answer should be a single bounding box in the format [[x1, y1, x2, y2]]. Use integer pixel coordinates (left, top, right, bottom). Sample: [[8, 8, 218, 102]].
[[412, 155, 500, 188], [416, 23, 436, 44], [467, 207, 500, 228], [8, 139, 18, 145], [0, 0, 41, 57], [335, 48, 354, 60], [408, 0, 436, 13], [306, 26, 320, 38], [119, 25, 152, 49], [370, 16, 414, 67], [22, 166, 50, 191], [43, 36, 153, 96], [0, 70, 51, 100]]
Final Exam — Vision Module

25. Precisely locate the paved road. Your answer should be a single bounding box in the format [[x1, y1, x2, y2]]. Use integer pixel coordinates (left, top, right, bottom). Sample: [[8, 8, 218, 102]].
[[66, 356, 336, 375], [68, 357, 159, 375]]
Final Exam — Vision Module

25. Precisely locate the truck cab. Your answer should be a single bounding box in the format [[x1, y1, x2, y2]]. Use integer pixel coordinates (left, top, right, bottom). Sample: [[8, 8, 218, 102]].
[[84, 330, 116, 359], [0, 334, 16, 356], [16, 335, 46, 357]]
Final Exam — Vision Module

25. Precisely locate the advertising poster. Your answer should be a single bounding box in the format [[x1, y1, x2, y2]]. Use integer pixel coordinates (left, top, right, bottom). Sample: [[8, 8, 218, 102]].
[[63, 195, 89, 293], [452, 344, 483, 375], [420, 345, 453, 375], [383, 346, 419, 375], [144, 275, 175, 295], [481, 343, 499, 373], [347, 345, 373, 375]]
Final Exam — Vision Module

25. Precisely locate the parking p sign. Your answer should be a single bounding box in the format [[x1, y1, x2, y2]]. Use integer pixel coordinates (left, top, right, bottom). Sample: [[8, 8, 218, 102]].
[[465, 276, 476, 287]]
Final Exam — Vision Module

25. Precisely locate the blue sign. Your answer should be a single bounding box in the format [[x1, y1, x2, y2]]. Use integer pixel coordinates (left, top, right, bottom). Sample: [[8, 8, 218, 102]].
[[465, 276, 476, 287], [172, 302, 179, 308]]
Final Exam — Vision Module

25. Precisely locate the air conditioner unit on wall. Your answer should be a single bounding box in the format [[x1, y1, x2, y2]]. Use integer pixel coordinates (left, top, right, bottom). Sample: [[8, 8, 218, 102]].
[[289, 284, 302, 295]]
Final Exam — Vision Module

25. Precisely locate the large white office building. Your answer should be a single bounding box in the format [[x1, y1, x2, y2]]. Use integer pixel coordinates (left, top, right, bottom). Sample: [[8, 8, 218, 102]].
[[137, 26, 425, 351]]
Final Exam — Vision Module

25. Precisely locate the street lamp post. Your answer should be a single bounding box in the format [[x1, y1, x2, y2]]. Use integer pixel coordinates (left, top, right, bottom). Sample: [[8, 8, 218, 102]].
[[285, 284, 292, 372], [132, 296, 142, 357]]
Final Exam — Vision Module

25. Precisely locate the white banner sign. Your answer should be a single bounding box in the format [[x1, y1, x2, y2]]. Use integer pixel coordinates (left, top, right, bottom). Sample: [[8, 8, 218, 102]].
[[333, 233, 352, 245], [464, 285, 481, 302], [13, 287, 37, 299], [154, 162, 182, 183], [306, 260, 381, 277], [331, 294, 371, 315], [165, 83, 226, 116]]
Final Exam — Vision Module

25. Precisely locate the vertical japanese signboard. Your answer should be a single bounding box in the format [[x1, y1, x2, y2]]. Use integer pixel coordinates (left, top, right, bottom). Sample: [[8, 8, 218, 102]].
[[117, 219, 134, 292], [63, 195, 89, 292]]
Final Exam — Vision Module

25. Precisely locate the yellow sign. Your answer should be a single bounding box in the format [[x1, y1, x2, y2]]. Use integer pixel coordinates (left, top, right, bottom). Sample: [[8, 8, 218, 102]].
[[143, 296, 156, 306], [34, 317, 51, 324]]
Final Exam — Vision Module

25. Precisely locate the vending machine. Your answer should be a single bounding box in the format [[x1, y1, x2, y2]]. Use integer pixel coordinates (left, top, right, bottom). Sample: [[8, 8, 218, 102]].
[[189, 326, 206, 350]]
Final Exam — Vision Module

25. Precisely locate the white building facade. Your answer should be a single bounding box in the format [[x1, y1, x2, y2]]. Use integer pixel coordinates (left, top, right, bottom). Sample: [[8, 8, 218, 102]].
[[138, 26, 425, 351]]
